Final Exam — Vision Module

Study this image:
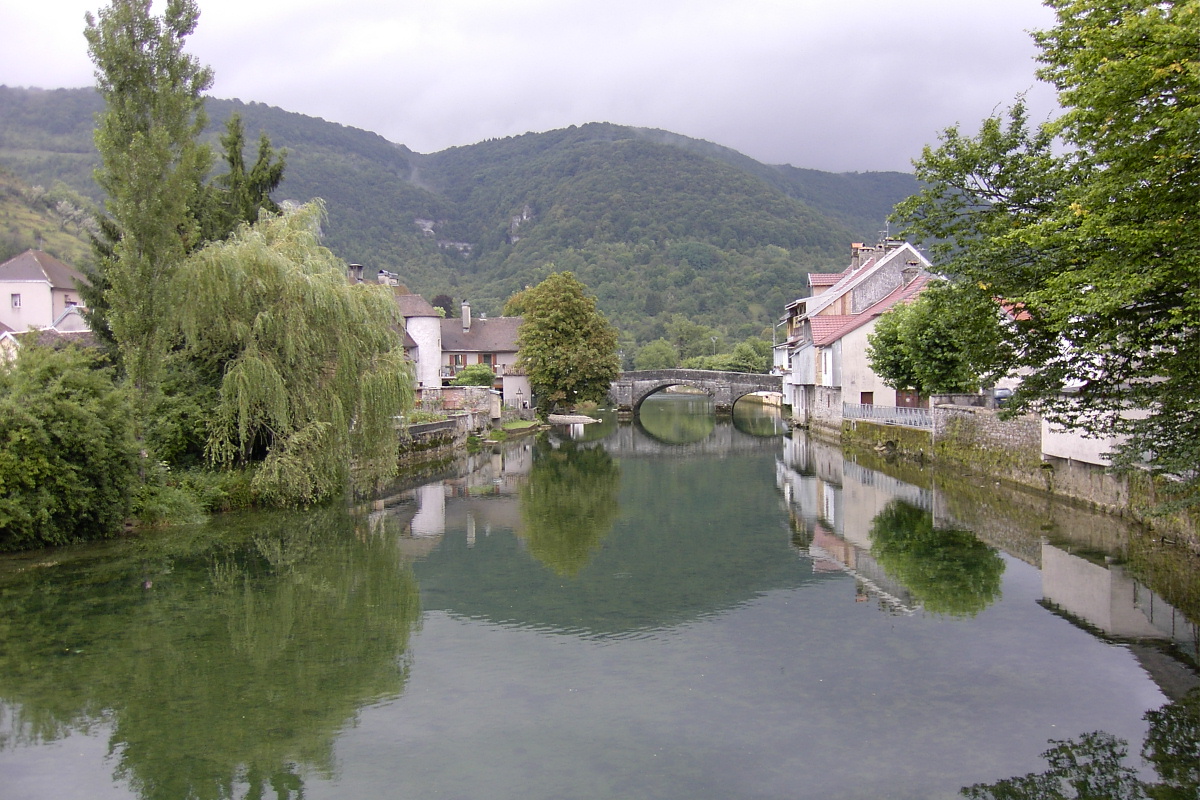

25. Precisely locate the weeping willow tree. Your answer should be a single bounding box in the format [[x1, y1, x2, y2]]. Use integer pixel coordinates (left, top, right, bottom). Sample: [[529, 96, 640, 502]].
[[175, 203, 413, 505]]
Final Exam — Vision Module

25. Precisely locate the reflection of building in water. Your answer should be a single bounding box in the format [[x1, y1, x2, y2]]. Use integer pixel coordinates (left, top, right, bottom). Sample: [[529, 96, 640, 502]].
[[1041, 543, 1200, 682], [410, 484, 445, 538], [443, 444, 533, 498], [375, 442, 534, 558], [808, 523, 918, 614], [776, 435, 919, 613]]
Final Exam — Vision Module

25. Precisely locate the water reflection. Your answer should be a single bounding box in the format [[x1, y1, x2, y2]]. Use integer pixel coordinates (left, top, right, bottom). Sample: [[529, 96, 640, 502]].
[[731, 396, 788, 437], [0, 506, 420, 800], [870, 500, 1004, 617], [410, 425, 815, 636], [636, 394, 716, 444], [519, 437, 621, 576], [963, 688, 1200, 799], [2, 398, 1198, 800]]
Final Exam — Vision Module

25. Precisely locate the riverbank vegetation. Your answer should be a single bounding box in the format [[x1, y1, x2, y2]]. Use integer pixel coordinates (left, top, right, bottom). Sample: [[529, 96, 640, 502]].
[[508, 271, 621, 414], [0, 0, 413, 551], [888, 0, 1200, 511]]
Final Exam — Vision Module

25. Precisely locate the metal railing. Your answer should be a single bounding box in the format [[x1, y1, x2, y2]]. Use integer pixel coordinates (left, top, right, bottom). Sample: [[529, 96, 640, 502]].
[[842, 402, 932, 429]]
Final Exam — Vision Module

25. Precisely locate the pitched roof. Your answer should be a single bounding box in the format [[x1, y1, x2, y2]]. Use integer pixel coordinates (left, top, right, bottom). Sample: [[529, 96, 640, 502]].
[[0, 250, 88, 289], [52, 306, 91, 332], [441, 316, 522, 353], [394, 291, 439, 318], [808, 268, 850, 287], [811, 274, 931, 346], [810, 315, 855, 346], [5, 328, 99, 350], [804, 244, 928, 319]]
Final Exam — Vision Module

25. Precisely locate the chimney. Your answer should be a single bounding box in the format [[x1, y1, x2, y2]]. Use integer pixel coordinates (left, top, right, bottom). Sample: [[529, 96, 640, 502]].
[[902, 262, 921, 284], [347, 263, 364, 283], [462, 301, 471, 331], [849, 243, 864, 271]]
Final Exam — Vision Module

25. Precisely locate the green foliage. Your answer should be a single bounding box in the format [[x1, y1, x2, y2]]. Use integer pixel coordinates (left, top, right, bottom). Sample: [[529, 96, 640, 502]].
[[0, 344, 138, 551], [2, 90, 923, 349], [961, 687, 1200, 800], [682, 337, 773, 373], [962, 731, 1143, 799], [866, 280, 1011, 394], [515, 271, 620, 413], [174, 203, 414, 505], [199, 112, 286, 241], [666, 314, 722, 360], [0, 170, 96, 264], [0, 505, 421, 796], [519, 436, 621, 576], [86, 0, 214, 394], [869, 500, 1004, 617], [452, 363, 496, 386], [864, 298, 921, 392], [894, 0, 1200, 506], [142, 351, 219, 468], [634, 338, 679, 370]]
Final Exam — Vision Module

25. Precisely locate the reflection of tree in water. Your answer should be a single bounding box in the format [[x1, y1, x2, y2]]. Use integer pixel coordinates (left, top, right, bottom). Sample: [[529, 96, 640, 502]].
[[0, 506, 421, 800], [519, 437, 621, 576], [869, 499, 1004, 617], [962, 689, 1200, 799]]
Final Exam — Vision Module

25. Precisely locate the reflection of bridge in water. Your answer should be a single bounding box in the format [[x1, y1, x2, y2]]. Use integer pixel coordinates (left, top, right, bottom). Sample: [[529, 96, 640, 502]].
[[582, 421, 783, 458]]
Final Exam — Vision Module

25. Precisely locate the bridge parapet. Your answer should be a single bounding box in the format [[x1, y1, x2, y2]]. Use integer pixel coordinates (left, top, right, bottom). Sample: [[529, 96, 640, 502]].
[[610, 369, 782, 413]]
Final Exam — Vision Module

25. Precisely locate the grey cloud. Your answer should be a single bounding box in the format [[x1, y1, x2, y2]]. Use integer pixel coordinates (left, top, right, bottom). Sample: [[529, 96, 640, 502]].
[[1, 0, 1059, 172]]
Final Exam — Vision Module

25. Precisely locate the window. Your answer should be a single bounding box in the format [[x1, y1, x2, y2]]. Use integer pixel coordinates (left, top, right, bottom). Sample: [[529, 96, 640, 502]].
[[451, 354, 465, 370], [480, 353, 495, 367], [10, 294, 19, 308]]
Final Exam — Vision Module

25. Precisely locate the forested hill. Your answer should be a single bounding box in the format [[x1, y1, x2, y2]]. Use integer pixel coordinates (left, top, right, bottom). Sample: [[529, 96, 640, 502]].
[[0, 85, 919, 345]]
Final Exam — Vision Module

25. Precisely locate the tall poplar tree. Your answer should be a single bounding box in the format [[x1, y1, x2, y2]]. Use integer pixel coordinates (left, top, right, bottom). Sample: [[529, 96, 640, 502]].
[[85, 0, 213, 395]]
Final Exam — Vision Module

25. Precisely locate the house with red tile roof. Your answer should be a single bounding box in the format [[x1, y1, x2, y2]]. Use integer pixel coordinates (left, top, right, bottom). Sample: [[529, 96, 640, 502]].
[[775, 240, 933, 429]]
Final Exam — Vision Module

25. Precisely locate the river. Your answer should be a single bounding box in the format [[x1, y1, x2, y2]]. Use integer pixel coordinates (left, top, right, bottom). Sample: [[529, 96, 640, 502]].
[[1, 394, 1197, 800]]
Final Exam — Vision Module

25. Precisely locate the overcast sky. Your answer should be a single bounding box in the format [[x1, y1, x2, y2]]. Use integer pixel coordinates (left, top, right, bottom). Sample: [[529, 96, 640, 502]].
[[2, 0, 1061, 173]]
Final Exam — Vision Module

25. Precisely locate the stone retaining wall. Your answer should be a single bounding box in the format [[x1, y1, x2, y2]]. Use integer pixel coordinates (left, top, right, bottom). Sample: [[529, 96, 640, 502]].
[[840, 404, 1197, 548], [399, 410, 491, 457]]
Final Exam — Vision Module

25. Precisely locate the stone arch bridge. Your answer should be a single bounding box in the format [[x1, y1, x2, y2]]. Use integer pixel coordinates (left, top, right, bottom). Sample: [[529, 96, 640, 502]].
[[610, 369, 782, 414]]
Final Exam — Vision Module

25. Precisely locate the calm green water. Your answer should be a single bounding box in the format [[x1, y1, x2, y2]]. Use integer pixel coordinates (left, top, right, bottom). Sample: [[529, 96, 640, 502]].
[[1, 395, 1197, 800]]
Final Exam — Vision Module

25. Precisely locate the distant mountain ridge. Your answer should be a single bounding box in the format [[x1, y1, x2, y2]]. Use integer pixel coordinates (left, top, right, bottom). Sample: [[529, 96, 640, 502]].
[[0, 85, 919, 345]]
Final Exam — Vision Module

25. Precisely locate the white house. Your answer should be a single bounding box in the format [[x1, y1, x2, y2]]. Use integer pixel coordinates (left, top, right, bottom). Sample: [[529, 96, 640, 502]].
[[776, 240, 933, 429], [0, 250, 88, 332], [394, 291, 443, 391], [441, 302, 530, 408]]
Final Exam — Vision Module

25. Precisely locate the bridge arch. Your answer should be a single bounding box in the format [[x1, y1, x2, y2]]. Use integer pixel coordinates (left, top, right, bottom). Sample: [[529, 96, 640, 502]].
[[609, 369, 782, 414]]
